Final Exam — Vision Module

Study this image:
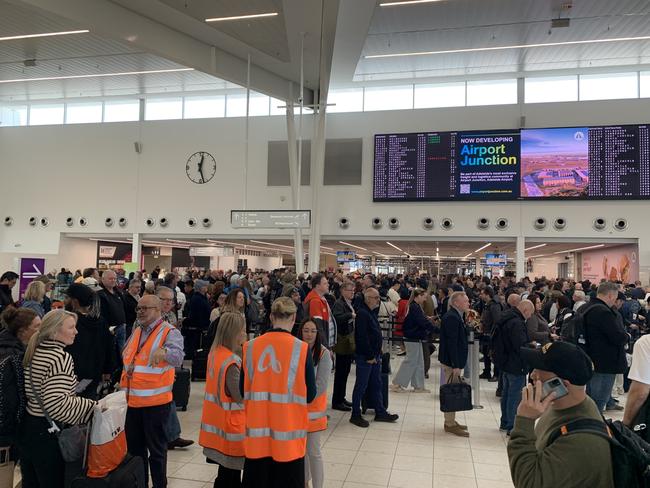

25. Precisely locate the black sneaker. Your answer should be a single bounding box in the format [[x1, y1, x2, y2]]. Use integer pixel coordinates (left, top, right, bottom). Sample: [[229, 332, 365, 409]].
[[332, 403, 352, 412], [350, 416, 370, 428], [343, 399, 353, 407], [488, 377, 499, 383], [374, 413, 399, 423], [495, 389, 502, 397], [479, 372, 492, 379]]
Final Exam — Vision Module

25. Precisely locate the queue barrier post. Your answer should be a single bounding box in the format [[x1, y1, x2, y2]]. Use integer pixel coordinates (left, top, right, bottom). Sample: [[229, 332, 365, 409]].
[[470, 331, 483, 409]]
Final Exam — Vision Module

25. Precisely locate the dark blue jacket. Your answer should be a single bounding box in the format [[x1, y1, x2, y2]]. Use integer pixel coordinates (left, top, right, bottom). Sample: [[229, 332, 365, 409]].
[[439, 307, 468, 369], [187, 292, 211, 330], [354, 302, 383, 361], [403, 302, 436, 340]]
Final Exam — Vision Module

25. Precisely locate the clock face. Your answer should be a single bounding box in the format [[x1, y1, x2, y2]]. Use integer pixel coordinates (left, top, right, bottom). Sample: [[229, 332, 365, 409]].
[[186, 151, 216, 184]]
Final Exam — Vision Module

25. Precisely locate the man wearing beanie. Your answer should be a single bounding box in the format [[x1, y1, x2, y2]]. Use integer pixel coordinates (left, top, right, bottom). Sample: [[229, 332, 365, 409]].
[[64, 283, 115, 400], [507, 342, 614, 487]]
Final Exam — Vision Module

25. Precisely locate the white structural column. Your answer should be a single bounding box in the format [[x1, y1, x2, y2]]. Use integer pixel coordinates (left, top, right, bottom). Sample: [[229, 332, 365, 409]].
[[516, 235, 526, 280], [132, 233, 142, 268], [286, 102, 305, 274], [308, 94, 327, 273]]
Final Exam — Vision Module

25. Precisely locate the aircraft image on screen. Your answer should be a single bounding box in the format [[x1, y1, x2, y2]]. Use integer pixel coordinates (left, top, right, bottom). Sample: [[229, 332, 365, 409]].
[[520, 127, 589, 198]]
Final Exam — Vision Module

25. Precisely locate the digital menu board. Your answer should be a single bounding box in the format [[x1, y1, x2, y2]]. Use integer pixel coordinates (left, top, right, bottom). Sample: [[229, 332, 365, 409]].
[[374, 124, 650, 201]]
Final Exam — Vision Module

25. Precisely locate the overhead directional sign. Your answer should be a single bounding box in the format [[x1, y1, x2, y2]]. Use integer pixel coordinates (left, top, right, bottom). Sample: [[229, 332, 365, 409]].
[[19, 258, 45, 298], [231, 210, 311, 229]]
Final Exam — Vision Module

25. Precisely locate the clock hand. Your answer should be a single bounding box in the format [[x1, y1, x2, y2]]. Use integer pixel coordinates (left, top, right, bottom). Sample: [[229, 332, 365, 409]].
[[198, 154, 205, 183]]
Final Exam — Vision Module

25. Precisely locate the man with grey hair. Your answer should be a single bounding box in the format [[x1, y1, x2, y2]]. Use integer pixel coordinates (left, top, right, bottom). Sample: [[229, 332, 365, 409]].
[[495, 299, 534, 434], [98, 269, 128, 351], [439, 291, 471, 437], [580, 281, 629, 412]]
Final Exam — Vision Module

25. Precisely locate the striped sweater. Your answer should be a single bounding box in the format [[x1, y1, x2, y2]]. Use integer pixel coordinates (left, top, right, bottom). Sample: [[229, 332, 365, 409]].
[[25, 340, 95, 424]]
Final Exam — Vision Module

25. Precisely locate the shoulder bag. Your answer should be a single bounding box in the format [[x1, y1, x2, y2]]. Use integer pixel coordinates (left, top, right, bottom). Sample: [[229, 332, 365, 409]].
[[27, 369, 89, 463]]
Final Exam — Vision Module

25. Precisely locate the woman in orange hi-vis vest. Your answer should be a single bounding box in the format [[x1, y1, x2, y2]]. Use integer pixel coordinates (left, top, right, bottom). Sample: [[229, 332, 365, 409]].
[[296, 319, 332, 488], [200, 312, 248, 488], [240, 297, 317, 488]]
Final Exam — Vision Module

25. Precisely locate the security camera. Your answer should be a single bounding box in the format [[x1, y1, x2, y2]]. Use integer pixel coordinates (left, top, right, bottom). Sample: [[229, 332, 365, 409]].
[[422, 217, 434, 230], [338, 217, 350, 230], [388, 217, 400, 230]]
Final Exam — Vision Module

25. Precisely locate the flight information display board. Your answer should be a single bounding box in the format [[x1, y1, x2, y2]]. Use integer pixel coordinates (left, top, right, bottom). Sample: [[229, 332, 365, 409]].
[[374, 124, 650, 201]]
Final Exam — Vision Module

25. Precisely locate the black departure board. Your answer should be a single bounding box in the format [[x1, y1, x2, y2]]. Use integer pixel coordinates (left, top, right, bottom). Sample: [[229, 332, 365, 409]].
[[373, 133, 454, 201], [374, 124, 650, 202]]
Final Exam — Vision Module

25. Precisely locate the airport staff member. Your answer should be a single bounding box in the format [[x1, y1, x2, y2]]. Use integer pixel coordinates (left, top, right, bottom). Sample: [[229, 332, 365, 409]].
[[121, 295, 184, 488], [239, 297, 316, 488]]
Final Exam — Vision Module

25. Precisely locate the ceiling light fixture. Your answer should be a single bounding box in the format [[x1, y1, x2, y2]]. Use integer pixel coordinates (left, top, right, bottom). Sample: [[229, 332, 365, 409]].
[[386, 241, 405, 253], [528, 254, 548, 258], [320, 245, 334, 250], [553, 244, 605, 254], [0, 67, 194, 84], [380, 0, 445, 5], [474, 242, 492, 253], [250, 240, 293, 249], [364, 35, 650, 59], [525, 243, 547, 251], [338, 241, 368, 251], [205, 12, 278, 22], [0, 30, 89, 42]]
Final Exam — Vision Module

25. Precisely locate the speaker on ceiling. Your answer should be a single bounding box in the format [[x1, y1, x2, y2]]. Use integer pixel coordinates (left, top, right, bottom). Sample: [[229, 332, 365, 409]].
[[105, 217, 114, 228], [79, 217, 88, 227], [593, 218, 606, 231], [614, 218, 628, 231], [441, 218, 453, 230], [533, 217, 547, 230], [422, 217, 434, 230], [188, 218, 197, 228], [4, 216, 13, 226], [202, 217, 212, 228], [145, 217, 156, 228], [554, 218, 567, 230], [40, 217, 49, 227], [160, 217, 169, 228], [371, 217, 383, 230], [388, 217, 400, 230], [338, 217, 350, 230], [118, 217, 128, 228], [28, 217, 37, 227], [495, 217, 509, 230], [477, 217, 490, 230], [65, 217, 74, 227]]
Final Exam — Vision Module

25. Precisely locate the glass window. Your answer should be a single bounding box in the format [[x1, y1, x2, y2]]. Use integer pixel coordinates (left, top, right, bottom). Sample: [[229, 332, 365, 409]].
[[103, 100, 140, 122], [363, 85, 413, 111], [327, 88, 363, 113], [525, 76, 578, 103], [579, 72, 638, 101], [226, 92, 270, 117], [641, 72, 650, 98], [183, 96, 225, 119], [466, 79, 517, 106], [414, 82, 465, 108], [29, 104, 64, 125], [145, 97, 182, 120], [0, 105, 28, 127], [65, 102, 102, 124]]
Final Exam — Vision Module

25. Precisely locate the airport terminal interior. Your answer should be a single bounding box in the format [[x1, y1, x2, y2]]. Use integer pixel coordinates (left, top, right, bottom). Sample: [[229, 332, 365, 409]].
[[2, 0, 650, 487]]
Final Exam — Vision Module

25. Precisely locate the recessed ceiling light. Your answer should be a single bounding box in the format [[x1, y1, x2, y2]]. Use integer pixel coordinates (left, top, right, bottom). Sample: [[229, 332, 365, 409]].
[[250, 240, 293, 249], [338, 241, 368, 251], [364, 35, 650, 59], [205, 12, 278, 22], [380, 0, 445, 5], [0, 30, 89, 42], [474, 242, 492, 253], [386, 241, 405, 253], [525, 243, 547, 251], [0, 67, 194, 84], [553, 244, 605, 254]]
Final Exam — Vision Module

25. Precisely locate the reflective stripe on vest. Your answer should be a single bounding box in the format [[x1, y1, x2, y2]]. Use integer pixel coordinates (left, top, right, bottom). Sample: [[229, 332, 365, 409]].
[[123, 385, 173, 397], [246, 427, 308, 441], [204, 352, 244, 411], [201, 423, 246, 442], [132, 365, 174, 374], [243, 391, 306, 404], [308, 411, 327, 420]]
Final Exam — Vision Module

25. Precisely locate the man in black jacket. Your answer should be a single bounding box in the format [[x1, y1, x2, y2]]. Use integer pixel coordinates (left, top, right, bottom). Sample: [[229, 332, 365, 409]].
[[350, 288, 399, 428], [496, 299, 534, 434], [439, 291, 471, 437], [582, 281, 629, 412], [331, 281, 356, 411], [479, 286, 503, 380], [98, 270, 128, 352], [0, 271, 18, 313]]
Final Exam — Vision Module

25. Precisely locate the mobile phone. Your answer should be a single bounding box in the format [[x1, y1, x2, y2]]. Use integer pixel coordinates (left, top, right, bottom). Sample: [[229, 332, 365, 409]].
[[542, 377, 568, 401]]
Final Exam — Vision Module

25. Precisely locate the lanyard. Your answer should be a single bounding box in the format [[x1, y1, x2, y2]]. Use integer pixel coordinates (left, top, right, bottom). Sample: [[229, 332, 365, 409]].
[[125, 318, 164, 377]]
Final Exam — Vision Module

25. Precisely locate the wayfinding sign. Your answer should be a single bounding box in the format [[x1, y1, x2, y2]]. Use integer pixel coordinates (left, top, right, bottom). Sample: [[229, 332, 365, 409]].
[[231, 210, 311, 229]]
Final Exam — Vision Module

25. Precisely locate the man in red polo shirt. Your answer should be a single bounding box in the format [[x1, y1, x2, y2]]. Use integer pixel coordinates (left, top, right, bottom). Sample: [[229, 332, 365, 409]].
[[304, 274, 336, 348]]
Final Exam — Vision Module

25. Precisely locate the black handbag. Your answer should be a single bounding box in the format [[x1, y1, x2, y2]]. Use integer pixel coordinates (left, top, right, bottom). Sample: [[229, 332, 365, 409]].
[[439, 376, 473, 413], [28, 370, 89, 463]]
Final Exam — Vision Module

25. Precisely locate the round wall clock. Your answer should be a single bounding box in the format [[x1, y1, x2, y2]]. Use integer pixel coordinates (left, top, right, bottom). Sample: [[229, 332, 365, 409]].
[[186, 151, 216, 184]]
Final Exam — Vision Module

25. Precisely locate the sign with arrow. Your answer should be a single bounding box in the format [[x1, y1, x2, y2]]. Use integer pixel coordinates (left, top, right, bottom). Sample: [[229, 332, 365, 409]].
[[19, 258, 45, 299]]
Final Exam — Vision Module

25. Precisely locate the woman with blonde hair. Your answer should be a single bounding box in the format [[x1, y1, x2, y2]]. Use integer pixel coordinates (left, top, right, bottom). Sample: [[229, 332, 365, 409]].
[[18, 309, 96, 488], [200, 312, 248, 487], [22, 280, 46, 318]]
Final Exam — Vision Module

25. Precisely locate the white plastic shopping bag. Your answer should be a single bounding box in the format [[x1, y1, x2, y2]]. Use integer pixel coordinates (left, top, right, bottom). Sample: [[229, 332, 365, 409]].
[[87, 390, 128, 478]]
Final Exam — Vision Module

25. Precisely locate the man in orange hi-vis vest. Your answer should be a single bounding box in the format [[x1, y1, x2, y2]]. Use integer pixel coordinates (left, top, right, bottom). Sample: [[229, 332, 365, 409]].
[[240, 297, 316, 488], [121, 294, 184, 488]]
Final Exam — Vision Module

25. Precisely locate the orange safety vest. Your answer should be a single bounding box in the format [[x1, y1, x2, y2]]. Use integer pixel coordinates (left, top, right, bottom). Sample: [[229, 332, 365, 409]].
[[307, 346, 328, 433], [242, 331, 309, 462], [199, 346, 245, 457], [120, 319, 175, 408]]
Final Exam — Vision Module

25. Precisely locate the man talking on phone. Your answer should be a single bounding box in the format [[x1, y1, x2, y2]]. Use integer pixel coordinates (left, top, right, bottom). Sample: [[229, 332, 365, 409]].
[[507, 342, 614, 488]]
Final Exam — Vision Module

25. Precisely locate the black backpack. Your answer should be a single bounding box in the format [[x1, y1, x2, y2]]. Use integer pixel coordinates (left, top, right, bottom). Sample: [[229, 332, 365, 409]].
[[489, 316, 508, 369], [0, 353, 27, 445], [548, 417, 650, 488], [560, 303, 609, 347]]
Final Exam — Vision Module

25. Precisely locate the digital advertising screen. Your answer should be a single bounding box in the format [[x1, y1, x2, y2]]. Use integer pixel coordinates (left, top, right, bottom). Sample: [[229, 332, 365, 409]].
[[373, 124, 650, 202], [485, 253, 507, 267]]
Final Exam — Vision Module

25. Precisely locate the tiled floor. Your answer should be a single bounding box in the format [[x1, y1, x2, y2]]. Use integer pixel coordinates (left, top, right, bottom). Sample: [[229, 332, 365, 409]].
[[169, 352, 625, 488]]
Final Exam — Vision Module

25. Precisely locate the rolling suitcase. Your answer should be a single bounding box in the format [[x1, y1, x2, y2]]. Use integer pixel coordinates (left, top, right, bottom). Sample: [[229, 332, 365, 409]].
[[172, 367, 191, 411], [362, 353, 390, 414], [191, 348, 208, 381], [70, 455, 145, 488]]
